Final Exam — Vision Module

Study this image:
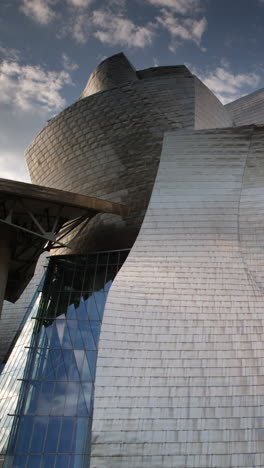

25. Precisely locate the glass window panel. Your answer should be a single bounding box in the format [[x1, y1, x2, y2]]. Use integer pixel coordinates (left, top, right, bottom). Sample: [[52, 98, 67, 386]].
[[93, 291, 106, 320], [37, 381, 55, 415], [60, 322, 73, 349], [79, 353, 92, 382], [67, 320, 85, 349], [104, 280, 112, 293], [105, 264, 118, 284], [53, 351, 68, 381], [69, 292, 82, 310], [30, 416, 48, 453], [52, 291, 71, 317], [58, 417, 74, 453], [42, 353, 56, 381], [12, 454, 28, 467], [44, 417, 61, 453], [73, 350, 84, 379], [90, 321, 101, 348], [76, 385, 88, 417], [76, 298, 87, 320], [64, 382, 80, 416], [15, 416, 34, 453], [79, 322, 96, 350], [108, 251, 119, 264], [86, 350, 97, 380], [50, 382, 66, 416], [81, 383, 93, 415], [63, 350, 79, 381], [119, 250, 129, 263], [71, 418, 90, 455], [81, 273, 94, 294], [55, 321, 66, 346], [46, 324, 61, 348], [27, 454, 42, 467], [36, 327, 49, 349], [66, 304, 76, 320], [41, 454, 56, 468], [87, 296, 101, 321], [48, 349, 60, 376], [24, 382, 41, 415], [55, 454, 69, 467], [4, 250, 129, 464], [68, 454, 82, 468], [97, 252, 108, 266], [30, 348, 49, 380]]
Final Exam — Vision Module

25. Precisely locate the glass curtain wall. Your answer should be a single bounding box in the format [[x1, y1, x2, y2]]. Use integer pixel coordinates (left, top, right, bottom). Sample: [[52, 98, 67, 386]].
[[4, 250, 129, 468], [0, 280, 44, 459]]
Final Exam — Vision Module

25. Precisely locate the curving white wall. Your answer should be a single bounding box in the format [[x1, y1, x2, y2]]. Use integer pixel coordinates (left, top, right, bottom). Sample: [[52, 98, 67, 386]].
[[91, 125, 264, 468]]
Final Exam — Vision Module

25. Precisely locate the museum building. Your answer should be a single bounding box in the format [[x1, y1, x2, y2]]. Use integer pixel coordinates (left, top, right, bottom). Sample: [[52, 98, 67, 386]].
[[1, 53, 264, 467]]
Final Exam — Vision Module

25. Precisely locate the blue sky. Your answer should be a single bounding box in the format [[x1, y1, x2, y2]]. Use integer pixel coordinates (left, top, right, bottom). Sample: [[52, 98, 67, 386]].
[[1, 0, 264, 182]]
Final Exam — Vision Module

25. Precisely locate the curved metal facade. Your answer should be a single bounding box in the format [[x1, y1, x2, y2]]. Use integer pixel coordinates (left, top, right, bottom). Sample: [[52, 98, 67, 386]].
[[6, 53, 264, 468], [226, 88, 264, 126], [25, 53, 231, 253], [91, 126, 264, 468]]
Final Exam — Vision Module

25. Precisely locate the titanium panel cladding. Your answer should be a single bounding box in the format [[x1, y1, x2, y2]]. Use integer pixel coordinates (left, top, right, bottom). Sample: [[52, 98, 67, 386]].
[[91, 126, 264, 468]]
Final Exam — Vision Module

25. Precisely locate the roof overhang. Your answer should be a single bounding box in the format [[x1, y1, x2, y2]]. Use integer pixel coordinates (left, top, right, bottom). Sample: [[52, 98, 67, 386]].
[[0, 178, 128, 303]]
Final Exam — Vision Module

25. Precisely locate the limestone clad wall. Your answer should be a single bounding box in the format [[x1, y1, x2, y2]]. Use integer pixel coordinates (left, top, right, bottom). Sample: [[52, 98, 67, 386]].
[[90, 126, 264, 468]]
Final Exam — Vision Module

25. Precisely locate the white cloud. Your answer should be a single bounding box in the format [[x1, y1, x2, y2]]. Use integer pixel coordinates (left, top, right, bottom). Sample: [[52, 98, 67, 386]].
[[20, 0, 56, 24], [70, 14, 92, 43], [62, 53, 79, 71], [0, 55, 76, 182], [146, 0, 202, 14], [0, 107, 48, 182], [157, 9, 207, 49], [0, 46, 20, 61], [19, 0, 206, 51], [0, 59, 72, 112], [92, 10, 155, 48], [58, 9, 155, 47], [67, 0, 94, 6], [0, 151, 30, 182], [191, 64, 261, 104]]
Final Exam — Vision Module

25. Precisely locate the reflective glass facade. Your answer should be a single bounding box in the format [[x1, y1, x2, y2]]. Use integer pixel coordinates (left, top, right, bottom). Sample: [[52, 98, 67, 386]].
[[4, 250, 128, 468], [0, 281, 44, 458]]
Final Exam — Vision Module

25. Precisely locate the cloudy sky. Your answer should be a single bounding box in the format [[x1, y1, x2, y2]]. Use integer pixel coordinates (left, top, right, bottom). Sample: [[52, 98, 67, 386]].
[[1, 0, 264, 182]]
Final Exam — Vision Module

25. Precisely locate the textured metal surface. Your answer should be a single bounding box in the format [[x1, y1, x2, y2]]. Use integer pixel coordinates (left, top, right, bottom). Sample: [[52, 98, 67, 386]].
[[226, 88, 264, 126], [0, 254, 47, 363], [0, 177, 128, 303], [91, 126, 264, 468], [80, 52, 138, 99], [25, 54, 231, 254]]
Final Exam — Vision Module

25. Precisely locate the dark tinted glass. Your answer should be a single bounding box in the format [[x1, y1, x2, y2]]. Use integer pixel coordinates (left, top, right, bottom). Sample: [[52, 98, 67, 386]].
[[4, 250, 129, 467]]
